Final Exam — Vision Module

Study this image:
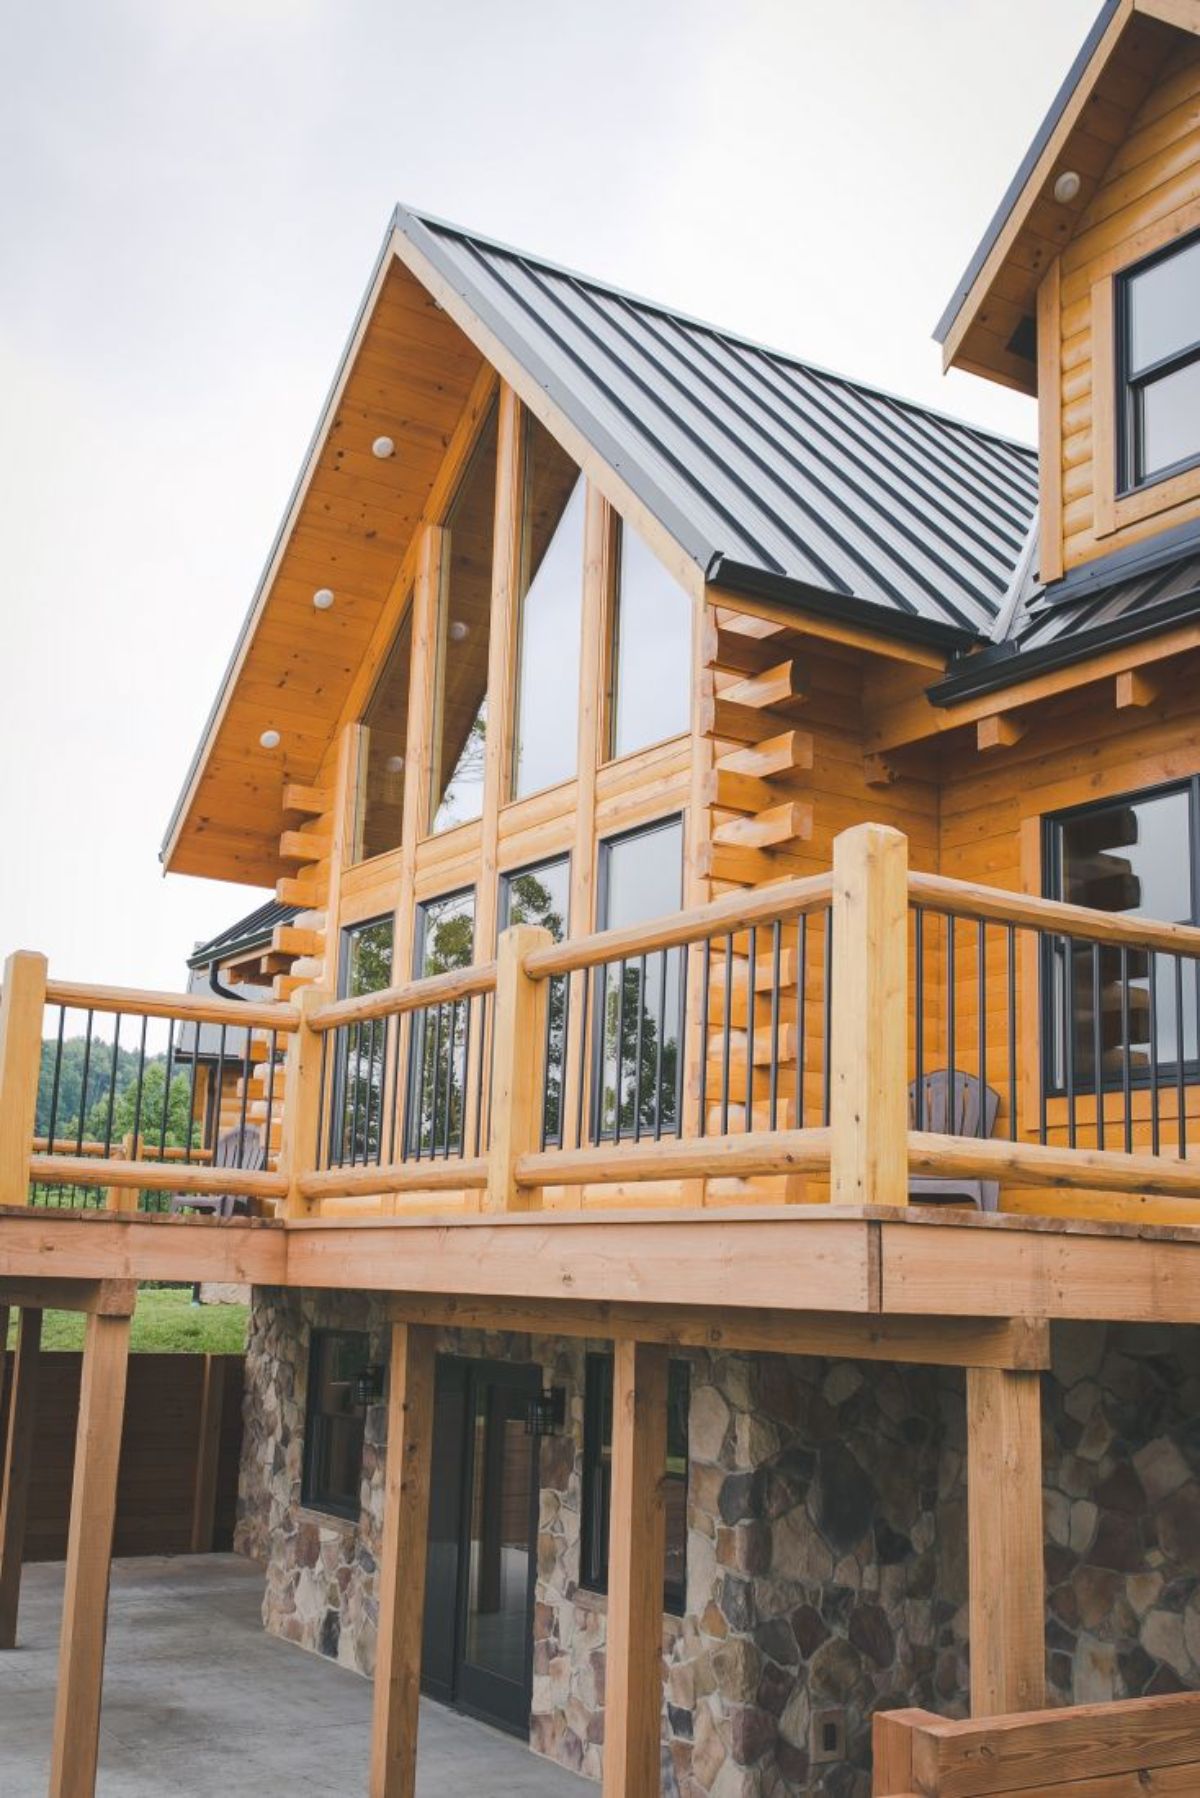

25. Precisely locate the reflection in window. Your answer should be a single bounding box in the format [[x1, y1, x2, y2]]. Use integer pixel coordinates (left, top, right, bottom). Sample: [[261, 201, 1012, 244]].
[[332, 917, 394, 1165], [595, 818, 683, 1137], [302, 1330, 369, 1518], [1119, 232, 1200, 489], [432, 404, 498, 833], [512, 418, 585, 798], [409, 889, 476, 1155], [500, 856, 570, 1145], [581, 1353, 689, 1614], [1047, 786, 1199, 1089], [610, 520, 692, 760], [356, 601, 413, 861]]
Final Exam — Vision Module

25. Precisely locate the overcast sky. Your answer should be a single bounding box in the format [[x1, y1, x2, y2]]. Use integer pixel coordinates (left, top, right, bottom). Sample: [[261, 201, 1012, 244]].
[[0, 0, 1097, 989]]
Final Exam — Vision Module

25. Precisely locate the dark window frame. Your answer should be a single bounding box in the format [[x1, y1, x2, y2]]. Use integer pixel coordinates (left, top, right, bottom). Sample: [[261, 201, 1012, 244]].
[[1041, 777, 1200, 1096], [1116, 228, 1200, 494], [301, 1327, 370, 1521], [580, 1351, 690, 1616]]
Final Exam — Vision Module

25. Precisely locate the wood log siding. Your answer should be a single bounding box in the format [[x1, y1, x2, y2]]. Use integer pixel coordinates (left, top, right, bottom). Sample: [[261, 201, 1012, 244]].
[[0, 1350, 244, 1560]]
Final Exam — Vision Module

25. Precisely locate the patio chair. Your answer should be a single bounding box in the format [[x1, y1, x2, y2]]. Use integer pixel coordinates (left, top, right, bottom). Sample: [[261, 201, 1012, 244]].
[[908, 1069, 1001, 1212], [169, 1124, 265, 1221]]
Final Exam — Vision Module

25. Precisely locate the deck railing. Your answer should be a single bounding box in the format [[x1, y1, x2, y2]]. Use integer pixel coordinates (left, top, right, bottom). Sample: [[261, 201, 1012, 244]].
[[5, 824, 1200, 1222]]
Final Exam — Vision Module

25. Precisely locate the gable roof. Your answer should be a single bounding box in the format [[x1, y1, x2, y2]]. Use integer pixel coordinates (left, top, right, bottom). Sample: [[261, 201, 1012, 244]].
[[162, 206, 1037, 884], [935, 0, 1200, 391]]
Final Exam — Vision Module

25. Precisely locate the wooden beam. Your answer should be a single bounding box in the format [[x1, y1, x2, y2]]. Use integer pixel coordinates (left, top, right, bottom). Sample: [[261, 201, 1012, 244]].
[[976, 712, 1026, 751], [0, 951, 47, 1208], [369, 1322, 435, 1798], [1115, 666, 1161, 708], [830, 824, 908, 1207], [0, 1308, 42, 1648], [715, 728, 813, 778], [966, 1366, 1046, 1717], [49, 1310, 132, 1797], [0, 1279, 135, 1316], [189, 1355, 225, 1555], [485, 924, 552, 1212], [872, 1708, 926, 1796], [602, 1339, 668, 1798], [0, 1209, 286, 1288]]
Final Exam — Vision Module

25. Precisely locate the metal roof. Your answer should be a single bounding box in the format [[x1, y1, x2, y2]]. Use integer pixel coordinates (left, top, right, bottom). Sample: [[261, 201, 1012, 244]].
[[395, 207, 1038, 644], [188, 899, 299, 971]]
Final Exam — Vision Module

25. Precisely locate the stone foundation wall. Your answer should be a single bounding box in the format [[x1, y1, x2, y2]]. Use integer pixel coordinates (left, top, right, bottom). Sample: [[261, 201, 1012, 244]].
[[236, 1294, 1200, 1796]]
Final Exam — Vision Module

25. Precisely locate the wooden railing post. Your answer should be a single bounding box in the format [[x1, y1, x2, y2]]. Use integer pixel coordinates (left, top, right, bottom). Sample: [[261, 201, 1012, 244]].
[[486, 924, 552, 1212], [830, 824, 908, 1207], [0, 951, 47, 1208], [278, 985, 327, 1218]]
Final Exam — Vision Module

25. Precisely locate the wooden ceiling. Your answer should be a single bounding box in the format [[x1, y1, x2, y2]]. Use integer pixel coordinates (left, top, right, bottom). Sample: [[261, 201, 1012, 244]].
[[942, 4, 1186, 395], [164, 254, 485, 884]]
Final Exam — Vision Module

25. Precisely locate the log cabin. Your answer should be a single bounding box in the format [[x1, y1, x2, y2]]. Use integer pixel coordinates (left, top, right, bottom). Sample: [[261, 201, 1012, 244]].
[[7, 4, 1200, 1794]]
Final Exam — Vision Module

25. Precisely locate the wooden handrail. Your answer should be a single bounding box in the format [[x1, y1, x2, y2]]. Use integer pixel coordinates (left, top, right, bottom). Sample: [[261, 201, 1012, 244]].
[[515, 1128, 831, 1187], [297, 1158, 488, 1200], [523, 871, 835, 979], [307, 961, 498, 1032], [910, 1129, 1200, 1201], [32, 1139, 215, 1164], [44, 980, 298, 1033], [908, 870, 1200, 959], [29, 1154, 287, 1199]]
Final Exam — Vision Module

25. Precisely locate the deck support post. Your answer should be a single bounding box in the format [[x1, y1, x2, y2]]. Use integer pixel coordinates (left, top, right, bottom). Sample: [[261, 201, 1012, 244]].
[[966, 1365, 1046, 1716], [602, 1339, 668, 1798], [49, 1309, 132, 1798], [369, 1322, 435, 1798], [0, 1306, 42, 1648], [486, 923, 552, 1212], [830, 824, 908, 1206], [0, 950, 47, 1208]]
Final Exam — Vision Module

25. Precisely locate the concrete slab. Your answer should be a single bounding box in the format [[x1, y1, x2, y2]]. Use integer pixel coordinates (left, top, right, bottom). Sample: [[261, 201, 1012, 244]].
[[0, 1556, 592, 1797]]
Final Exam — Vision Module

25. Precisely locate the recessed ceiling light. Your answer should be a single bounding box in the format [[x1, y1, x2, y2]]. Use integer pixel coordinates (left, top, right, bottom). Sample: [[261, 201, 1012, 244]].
[[372, 436, 395, 459], [1053, 170, 1081, 204], [259, 729, 281, 750], [448, 619, 470, 642], [313, 587, 335, 611], [385, 753, 405, 773]]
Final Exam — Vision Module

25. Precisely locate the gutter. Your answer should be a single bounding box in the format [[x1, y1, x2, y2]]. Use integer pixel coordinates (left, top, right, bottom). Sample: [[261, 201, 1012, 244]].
[[709, 557, 979, 654]]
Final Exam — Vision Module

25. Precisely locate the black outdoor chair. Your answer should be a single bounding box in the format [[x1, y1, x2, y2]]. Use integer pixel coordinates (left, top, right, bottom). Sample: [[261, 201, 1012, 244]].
[[908, 1069, 1001, 1212], [169, 1124, 265, 1221]]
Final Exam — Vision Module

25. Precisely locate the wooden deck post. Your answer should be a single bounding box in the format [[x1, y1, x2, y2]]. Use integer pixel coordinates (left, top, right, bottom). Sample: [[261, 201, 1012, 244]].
[[0, 1306, 42, 1648], [486, 923, 552, 1212], [830, 824, 908, 1207], [369, 1321, 435, 1798], [966, 1366, 1046, 1717], [278, 984, 327, 1218], [0, 950, 47, 1208], [49, 1308, 132, 1798], [189, 1354, 225, 1554], [602, 1339, 668, 1798]]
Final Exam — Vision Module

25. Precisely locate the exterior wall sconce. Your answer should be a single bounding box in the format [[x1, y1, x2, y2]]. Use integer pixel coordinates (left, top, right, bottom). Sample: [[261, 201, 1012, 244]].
[[525, 1385, 566, 1437], [353, 1364, 386, 1409]]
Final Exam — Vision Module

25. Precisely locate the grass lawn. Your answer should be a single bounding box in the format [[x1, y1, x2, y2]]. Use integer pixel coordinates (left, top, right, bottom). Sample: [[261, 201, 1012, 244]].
[[5, 1286, 248, 1354]]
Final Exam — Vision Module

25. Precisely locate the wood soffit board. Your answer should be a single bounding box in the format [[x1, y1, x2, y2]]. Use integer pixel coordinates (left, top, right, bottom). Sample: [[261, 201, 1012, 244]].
[[944, 4, 1192, 394], [164, 254, 486, 886]]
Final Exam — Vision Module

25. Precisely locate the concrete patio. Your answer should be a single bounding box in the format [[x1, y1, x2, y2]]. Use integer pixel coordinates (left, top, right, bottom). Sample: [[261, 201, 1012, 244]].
[[0, 1556, 592, 1797]]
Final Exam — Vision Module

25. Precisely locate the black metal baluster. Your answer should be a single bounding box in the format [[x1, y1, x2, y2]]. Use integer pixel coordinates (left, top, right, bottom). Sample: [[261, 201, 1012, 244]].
[[201, 1024, 223, 1166], [632, 956, 647, 1144], [1064, 939, 1077, 1150], [768, 920, 781, 1132], [461, 1000, 474, 1161], [653, 949, 667, 1143], [1175, 955, 1187, 1158], [720, 934, 733, 1137], [131, 1015, 148, 1155], [349, 1023, 363, 1167], [238, 1020, 253, 1146], [158, 1019, 175, 1159], [1120, 946, 1132, 1156], [575, 973, 590, 1152], [102, 1014, 121, 1156], [946, 917, 957, 1133], [698, 939, 710, 1140], [443, 1004, 457, 1161], [822, 908, 833, 1128], [473, 998, 488, 1159], [430, 1004, 445, 1160], [914, 907, 925, 1129], [1092, 941, 1104, 1152], [265, 1030, 279, 1167], [47, 1005, 66, 1153], [385, 1016, 400, 1167], [1007, 925, 1018, 1141], [1038, 937, 1049, 1147], [76, 1010, 94, 1154], [977, 921, 987, 1137], [614, 960, 627, 1144], [744, 926, 757, 1134], [798, 914, 808, 1130], [1150, 954, 1161, 1157]]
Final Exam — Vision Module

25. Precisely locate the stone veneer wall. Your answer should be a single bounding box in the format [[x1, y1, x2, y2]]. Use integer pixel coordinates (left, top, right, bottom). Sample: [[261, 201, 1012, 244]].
[[236, 1293, 1200, 1797]]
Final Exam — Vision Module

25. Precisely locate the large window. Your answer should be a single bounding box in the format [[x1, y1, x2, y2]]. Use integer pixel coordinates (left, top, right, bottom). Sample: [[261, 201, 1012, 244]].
[[408, 888, 476, 1155], [331, 916, 394, 1165], [609, 519, 692, 760], [500, 855, 570, 1145], [431, 403, 498, 834], [1118, 231, 1200, 492], [512, 416, 585, 799], [302, 1330, 370, 1519], [581, 1352, 689, 1615], [356, 601, 413, 861], [1045, 783, 1200, 1089], [594, 817, 684, 1137]]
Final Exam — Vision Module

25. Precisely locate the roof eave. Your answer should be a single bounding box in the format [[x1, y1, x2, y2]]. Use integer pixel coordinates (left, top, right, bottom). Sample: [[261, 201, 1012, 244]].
[[710, 558, 981, 654]]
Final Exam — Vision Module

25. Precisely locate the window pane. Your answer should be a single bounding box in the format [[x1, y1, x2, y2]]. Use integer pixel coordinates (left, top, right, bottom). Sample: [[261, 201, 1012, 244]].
[[432, 405, 498, 833], [1128, 237, 1200, 373], [356, 602, 413, 861], [304, 1330, 369, 1517], [610, 522, 692, 760], [409, 890, 476, 1155], [333, 918, 394, 1165], [1139, 359, 1200, 481], [513, 419, 584, 798], [501, 857, 570, 1143], [597, 820, 683, 1136], [1053, 789, 1197, 1084]]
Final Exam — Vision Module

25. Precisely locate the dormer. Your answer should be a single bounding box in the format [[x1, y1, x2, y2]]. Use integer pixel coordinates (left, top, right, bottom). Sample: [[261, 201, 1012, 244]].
[[937, 0, 1200, 582]]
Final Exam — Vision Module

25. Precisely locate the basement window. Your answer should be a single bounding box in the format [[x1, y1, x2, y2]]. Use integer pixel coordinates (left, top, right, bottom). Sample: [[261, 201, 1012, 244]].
[[1118, 231, 1200, 492], [581, 1352, 690, 1615], [302, 1330, 369, 1520]]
